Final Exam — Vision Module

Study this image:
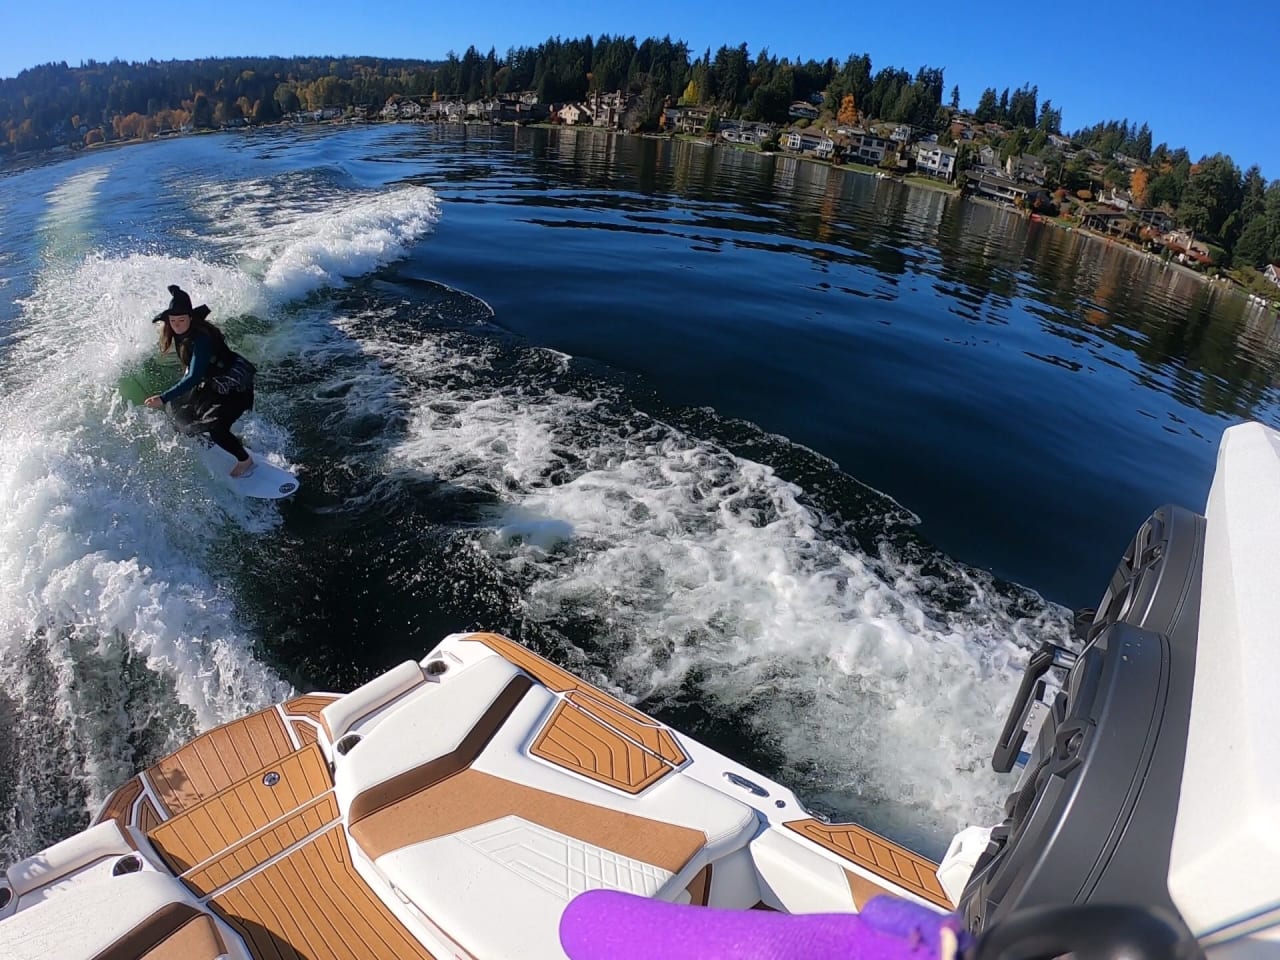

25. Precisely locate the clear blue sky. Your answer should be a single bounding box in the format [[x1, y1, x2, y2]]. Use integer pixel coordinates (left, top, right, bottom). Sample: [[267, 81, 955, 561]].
[[3, 0, 1276, 177]]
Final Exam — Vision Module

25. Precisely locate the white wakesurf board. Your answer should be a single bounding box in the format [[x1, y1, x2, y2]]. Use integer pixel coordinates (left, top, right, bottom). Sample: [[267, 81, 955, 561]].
[[195, 440, 300, 500]]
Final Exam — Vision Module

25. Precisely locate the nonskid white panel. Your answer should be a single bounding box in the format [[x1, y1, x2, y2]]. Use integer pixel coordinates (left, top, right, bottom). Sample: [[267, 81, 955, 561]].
[[456, 815, 673, 901]]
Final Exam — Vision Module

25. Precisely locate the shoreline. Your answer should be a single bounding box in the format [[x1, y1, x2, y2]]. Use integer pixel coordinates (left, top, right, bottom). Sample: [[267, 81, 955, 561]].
[[7, 118, 1272, 303]]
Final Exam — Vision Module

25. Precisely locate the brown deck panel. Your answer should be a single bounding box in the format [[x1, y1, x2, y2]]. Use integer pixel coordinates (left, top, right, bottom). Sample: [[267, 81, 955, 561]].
[[146, 706, 296, 816], [149, 744, 331, 875], [469, 632, 687, 765], [284, 694, 339, 739], [351, 768, 705, 874], [209, 824, 437, 960], [96, 903, 226, 960], [184, 794, 339, 897], [686, 864, 712, 906], [785, 818, 952, 908], [139, 798, 163, 833], [532, 701, 672, 794], [94, 776, 143, 828], [845, 869, 899, 910], [569, 690, 687, 767], [291, 720, 320, 746], [138, 914, 227, 960]]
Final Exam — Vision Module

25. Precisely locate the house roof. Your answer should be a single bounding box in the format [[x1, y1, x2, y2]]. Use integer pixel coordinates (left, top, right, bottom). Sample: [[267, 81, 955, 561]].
[[1082, 206, 1128, 219]]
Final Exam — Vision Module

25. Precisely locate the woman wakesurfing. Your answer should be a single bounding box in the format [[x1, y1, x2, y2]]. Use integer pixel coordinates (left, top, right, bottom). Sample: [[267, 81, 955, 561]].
[[144, 285, 258, 477]]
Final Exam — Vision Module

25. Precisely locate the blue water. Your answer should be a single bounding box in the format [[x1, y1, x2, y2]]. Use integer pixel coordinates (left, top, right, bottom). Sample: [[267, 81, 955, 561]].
[[1, 123, 1277, 861]]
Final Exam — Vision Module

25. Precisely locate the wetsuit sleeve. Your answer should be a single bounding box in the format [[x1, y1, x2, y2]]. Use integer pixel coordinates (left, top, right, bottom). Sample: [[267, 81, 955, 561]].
[[159, 336, 212, 403]]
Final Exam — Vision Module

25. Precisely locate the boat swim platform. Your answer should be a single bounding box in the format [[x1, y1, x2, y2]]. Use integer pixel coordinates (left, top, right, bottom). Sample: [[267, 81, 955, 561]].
[[78, 631, 948, 959]]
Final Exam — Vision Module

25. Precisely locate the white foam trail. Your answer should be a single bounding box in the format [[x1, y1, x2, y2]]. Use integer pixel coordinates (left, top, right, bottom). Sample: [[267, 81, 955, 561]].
[[369, 330, 1070, 852], [195, 179, 443, 300]]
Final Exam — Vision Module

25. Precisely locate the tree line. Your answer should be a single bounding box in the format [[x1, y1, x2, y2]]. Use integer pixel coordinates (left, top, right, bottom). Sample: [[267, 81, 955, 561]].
[[3, 36, 1277, 270]]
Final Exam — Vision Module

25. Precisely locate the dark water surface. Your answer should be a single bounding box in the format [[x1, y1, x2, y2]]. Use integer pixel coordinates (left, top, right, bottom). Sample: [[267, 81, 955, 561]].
[[1, 124, 1277, 861]]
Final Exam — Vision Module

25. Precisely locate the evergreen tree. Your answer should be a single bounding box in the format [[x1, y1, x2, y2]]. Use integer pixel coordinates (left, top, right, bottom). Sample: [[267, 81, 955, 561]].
[[974, 87, 998, 123]]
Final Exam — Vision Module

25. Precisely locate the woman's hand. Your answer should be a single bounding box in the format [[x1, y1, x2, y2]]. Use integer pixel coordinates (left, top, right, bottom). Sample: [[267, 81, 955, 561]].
[[144, 395, 164, 409]]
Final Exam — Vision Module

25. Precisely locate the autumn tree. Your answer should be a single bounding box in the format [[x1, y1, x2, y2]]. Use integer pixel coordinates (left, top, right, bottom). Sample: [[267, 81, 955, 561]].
[[837, 93, 858, 125], [679, 79, 700, 105], [1130, 168, 1151, 208]]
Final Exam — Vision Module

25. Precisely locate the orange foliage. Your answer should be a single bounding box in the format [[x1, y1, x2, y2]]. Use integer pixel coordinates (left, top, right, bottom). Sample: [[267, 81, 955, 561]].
[[1130, 168, 1150, 207], [111, 112, 155, 141], [837, 94, 858, 126]]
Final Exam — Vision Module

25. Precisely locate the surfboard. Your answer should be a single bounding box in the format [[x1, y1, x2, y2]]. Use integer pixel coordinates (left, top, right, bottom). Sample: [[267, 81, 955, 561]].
[[119, 366, 300, 500], [195, 440, 300, 500]]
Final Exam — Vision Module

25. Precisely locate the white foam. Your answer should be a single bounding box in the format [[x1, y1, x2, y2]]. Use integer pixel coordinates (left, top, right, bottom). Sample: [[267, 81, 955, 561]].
[[194, 178, 442, 300], [371, 330, 1071, 851]]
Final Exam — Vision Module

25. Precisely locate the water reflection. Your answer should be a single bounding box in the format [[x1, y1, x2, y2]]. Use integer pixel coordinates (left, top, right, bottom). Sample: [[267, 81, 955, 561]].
[[392, 123, 1280, 421]]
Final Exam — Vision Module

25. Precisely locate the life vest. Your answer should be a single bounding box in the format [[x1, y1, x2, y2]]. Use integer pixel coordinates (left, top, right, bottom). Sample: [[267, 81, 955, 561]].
[[178, 330, 256, 395]]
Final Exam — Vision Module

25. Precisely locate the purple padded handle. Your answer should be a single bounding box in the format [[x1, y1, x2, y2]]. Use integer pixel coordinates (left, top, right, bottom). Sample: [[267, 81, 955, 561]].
[[560, 890, 968, 960]]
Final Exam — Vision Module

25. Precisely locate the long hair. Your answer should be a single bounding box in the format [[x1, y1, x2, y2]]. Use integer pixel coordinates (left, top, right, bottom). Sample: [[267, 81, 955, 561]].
[[159, 306, 227, 367]]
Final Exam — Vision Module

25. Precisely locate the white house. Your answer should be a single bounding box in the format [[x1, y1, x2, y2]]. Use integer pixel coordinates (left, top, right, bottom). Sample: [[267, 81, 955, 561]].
[[916, 143, 958, 181], [1100, 187, 1134, 211], [1265, 264, 1280, 288], [783, 131, 831, 156], [557, 103, 594, 125], [380, 97, 423, 120]]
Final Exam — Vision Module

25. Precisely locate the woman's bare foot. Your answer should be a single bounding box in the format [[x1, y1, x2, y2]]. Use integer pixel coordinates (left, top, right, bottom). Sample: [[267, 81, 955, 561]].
[[230, 456, 255, 478]]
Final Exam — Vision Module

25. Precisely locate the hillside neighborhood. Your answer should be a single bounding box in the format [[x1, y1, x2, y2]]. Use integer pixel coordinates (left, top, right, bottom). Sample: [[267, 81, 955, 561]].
[[5, 43, 1275, 299], [376, 89, 1269, 289]]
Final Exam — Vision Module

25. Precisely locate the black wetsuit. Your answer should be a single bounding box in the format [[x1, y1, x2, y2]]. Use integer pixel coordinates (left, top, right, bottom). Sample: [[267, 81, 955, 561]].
[[160, 331, 256, 461]]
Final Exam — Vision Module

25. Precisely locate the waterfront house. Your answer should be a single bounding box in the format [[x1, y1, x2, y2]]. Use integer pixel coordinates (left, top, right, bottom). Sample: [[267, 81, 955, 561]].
[[890, 124, 914, 144], [676, 107, 713, 134], [1265, 264, 1280, 287], [783, 130, 833, 157], [466, 99, 502, 121], [381, 97, 423, 120], [965, 172, 1029, 205], [1081, 206, 1136, 239], [1164, 229, 1211, 258], [590, 90, 630, 129], [557, 103, 594, 125], [851, 131, 889, 165], [916, 143, 958, 181], [1134, 207, 1175, 233], [720, 121, 774, 145]]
